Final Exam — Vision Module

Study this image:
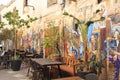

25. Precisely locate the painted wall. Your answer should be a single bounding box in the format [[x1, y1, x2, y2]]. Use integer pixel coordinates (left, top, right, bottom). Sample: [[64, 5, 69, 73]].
[[0, 0, 120, 53]]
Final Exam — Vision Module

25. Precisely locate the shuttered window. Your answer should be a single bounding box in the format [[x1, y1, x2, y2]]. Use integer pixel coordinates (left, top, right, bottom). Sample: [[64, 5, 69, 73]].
[[47, 0, 57, 7], [24, 0, 28, 6], [98, 0, 102, 4]]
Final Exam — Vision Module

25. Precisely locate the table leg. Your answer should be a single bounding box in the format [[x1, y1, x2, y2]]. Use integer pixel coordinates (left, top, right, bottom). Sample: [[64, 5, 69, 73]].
[[43, 66, 50, 80], [58, 65, 62, 78]]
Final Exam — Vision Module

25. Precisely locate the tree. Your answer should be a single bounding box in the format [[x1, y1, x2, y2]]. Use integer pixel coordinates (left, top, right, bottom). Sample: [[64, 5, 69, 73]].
[[3, 9, 37, 59], [0, 22, 5, 29], [0, 28, 14, 50], [0, 28, 14, 40]]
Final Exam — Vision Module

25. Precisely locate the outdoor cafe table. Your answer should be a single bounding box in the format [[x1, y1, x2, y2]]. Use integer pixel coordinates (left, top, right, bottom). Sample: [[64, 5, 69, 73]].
[[31, 58, 64, 78]]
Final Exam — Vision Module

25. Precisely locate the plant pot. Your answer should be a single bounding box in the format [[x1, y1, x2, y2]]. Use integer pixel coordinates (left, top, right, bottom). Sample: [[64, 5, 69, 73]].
[[77, 71, 93, 79], [11, 60, 22, 71]]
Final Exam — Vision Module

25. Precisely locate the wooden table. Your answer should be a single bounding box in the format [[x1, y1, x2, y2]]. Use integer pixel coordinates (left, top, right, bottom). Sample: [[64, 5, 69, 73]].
[[52, 76, 83, 80], [32, 58, 64, 78]]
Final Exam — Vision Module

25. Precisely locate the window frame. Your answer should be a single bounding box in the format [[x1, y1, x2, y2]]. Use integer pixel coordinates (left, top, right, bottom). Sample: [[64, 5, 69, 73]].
[[97, 0, 102, 4], [47, 0, 57, 7]]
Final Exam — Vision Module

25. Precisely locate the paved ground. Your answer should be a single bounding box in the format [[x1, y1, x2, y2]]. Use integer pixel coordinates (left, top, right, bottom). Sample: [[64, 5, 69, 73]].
[[0, 61, 29, 80], [0, 67, 29, 80], [0, 60, 119, 80]]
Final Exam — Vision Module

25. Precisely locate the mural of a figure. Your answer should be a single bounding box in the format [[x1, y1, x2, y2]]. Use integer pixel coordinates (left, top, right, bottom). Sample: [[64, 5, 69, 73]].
[[88, 34, 97, 61], [109, 35, 120, 80], [113, 35, 120, 80]]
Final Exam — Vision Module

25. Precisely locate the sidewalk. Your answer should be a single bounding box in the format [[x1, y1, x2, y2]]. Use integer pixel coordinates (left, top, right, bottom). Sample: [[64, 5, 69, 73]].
[[0, 67, 29, 80]]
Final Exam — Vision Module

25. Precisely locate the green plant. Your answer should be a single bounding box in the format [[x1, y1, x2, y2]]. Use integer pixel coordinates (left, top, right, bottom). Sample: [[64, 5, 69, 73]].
[[0, 22, 5, 29], [0, 29, 14, 49], [0, 29, 14, 40], [89, 54, 104, 75], [75, 58, 85, 71], [12, 55, 21, 60], [43, 37, 54, 48], [43, 23, 62, 58], [3, 9, 37, 60], [47, 53, 59, 59]]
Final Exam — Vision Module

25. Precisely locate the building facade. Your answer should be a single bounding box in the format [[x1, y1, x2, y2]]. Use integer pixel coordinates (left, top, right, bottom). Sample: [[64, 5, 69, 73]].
[[0, 0, 120, 57]]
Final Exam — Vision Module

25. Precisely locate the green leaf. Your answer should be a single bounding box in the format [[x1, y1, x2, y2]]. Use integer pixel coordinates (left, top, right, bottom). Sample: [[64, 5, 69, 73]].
[[63, 12, 69, 15], [86, 20, 94, 27]]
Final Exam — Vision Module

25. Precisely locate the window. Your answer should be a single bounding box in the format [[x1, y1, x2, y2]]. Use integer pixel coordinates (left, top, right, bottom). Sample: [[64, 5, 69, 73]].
[[98, 0, 102, 4], [115, 0, 118, 3], [24, 0, 28, 6], [47, 0, 57, 7]]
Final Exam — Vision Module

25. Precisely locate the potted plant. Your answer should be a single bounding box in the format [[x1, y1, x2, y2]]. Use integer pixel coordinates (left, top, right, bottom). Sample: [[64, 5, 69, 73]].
[[76, 54, 104, 79], [11, 55, 22, 71], [43, 23, 62, 60], [47, 53, 59, 61], [89, 54, 104, 75], [75, 58, 85, 72], [2, 8, 37, 71], [76, 58, 93, 79]]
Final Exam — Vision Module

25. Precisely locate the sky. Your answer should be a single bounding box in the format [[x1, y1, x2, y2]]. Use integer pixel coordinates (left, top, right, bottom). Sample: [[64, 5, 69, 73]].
[[0, 0, 11, 5]]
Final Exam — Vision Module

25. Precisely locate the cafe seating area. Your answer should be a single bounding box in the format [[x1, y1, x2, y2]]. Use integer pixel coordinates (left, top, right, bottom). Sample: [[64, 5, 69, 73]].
[[0, 49, 99, 80]]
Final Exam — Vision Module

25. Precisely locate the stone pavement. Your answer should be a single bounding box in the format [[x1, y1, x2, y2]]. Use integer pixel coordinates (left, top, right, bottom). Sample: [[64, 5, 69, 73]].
[[0, 67, 29, 80]]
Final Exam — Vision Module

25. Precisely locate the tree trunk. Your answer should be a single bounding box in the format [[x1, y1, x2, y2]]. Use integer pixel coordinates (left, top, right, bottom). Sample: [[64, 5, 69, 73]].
[[14, 28, 17, 59]]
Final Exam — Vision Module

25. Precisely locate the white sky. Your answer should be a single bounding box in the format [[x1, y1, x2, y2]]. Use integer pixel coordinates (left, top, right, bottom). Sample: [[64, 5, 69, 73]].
[[0, 0, 11, 5]]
